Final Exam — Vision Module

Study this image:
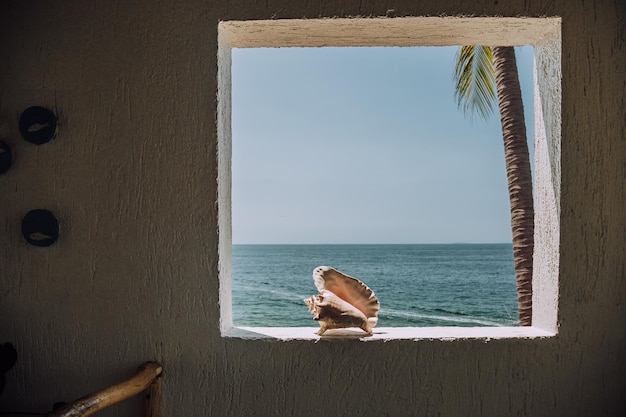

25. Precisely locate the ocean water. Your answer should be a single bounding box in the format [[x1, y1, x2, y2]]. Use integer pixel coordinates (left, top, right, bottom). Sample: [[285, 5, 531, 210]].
[[232, 244, 519, 327]]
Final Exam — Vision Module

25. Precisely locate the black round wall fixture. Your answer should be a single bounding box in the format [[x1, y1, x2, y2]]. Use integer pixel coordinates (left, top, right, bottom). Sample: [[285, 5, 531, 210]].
[[19, 106, 58, 145], [0, 141, 12, 174], [21, 209, 59, 247]]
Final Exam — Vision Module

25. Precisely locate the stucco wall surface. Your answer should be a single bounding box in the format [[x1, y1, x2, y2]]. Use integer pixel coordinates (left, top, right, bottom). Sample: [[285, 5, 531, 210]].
[[0, 1, 624, 416]]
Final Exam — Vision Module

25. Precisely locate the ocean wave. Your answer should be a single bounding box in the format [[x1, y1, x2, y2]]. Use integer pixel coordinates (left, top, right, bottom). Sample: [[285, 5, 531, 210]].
[[381, 307, 511, 327], [233, 284, 309, 302]]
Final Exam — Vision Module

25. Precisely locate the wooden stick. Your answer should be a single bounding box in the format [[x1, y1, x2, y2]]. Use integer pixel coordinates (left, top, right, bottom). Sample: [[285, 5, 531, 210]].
[[143, 373, 163, 417], [49, 362, 163, 417]]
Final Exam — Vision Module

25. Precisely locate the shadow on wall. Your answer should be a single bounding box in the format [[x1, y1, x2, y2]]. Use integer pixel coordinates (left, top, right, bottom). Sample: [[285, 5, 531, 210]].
[[0, 342, 17, 395]]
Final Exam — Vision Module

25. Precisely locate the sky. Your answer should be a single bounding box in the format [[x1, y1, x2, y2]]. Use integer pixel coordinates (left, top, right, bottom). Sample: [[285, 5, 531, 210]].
[[231, 46, 535, 244]]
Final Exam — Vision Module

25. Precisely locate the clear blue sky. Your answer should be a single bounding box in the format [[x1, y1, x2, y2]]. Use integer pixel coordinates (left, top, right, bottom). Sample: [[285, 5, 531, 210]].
[[231, 46, 535, 244]]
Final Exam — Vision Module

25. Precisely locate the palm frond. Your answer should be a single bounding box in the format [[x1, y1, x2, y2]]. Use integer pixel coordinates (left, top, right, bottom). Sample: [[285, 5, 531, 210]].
[[453, 45, 497, 121]]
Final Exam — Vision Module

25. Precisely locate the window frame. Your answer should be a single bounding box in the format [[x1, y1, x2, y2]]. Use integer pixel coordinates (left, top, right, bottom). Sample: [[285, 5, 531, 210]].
[[217, 16, 561, 340]]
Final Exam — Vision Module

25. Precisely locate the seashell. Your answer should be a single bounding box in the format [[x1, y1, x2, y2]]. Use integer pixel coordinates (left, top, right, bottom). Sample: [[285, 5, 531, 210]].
[[304, 266, 380, 336]]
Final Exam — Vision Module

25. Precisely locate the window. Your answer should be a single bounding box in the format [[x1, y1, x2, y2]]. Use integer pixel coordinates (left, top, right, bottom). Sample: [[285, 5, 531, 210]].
[[218, 17, 561, 340]]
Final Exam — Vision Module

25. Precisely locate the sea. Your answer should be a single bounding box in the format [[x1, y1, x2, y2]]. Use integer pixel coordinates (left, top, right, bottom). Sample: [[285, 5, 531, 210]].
[[231, 243, 519, 327]]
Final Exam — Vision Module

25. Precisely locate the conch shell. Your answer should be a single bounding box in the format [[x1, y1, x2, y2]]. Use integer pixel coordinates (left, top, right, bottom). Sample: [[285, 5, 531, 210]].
[[304, 266, 380, 336]]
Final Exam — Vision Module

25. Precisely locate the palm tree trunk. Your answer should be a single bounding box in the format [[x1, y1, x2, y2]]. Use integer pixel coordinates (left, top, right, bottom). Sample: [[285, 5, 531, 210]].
[[492, 46, 534, 326]]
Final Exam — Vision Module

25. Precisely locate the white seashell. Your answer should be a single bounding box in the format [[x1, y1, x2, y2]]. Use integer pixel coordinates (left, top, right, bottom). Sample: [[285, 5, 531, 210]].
[[304, 266, 380, 336]]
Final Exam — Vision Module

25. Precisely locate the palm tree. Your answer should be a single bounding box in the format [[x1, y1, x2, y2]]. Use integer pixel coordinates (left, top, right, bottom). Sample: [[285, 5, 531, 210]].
[[453, 46, 534, 326]]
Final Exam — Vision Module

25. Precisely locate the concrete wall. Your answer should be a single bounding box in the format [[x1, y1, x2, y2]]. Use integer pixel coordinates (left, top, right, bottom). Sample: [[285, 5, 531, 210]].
[[0, 1, 624, 416]]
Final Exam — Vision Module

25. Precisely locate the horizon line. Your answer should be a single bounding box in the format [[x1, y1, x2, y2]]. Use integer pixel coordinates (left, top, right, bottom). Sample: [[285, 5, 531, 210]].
[[231, 242, 512, 245]]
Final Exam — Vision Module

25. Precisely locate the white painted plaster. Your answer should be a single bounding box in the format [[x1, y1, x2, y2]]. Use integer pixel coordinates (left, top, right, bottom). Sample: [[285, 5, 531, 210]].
[[219, 17, 561, 340], [532, 27, 562, 332], [233, 326, 554, 340], [218, 26, 234, 333], [219, 17, 560, 48]]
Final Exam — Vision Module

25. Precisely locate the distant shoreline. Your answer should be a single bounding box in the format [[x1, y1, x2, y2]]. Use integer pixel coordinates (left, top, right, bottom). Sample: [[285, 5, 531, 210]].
[[232, 242, 512, 246]]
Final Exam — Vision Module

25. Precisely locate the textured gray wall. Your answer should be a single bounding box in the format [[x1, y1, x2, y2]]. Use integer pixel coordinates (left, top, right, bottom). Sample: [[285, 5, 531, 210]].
[[0, 1, 624, 416]]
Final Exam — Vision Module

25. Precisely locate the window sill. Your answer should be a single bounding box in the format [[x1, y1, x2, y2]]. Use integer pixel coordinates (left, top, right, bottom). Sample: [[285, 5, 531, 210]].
[[225, 326, 555, 340]]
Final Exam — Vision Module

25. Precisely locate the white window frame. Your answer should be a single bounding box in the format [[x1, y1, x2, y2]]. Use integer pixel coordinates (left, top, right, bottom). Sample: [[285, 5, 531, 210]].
[[217, 17, 561, 340]]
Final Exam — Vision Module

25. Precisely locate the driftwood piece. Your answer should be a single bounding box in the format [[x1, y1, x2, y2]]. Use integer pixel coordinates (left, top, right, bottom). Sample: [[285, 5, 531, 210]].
[[49, 361, 163, 417]]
